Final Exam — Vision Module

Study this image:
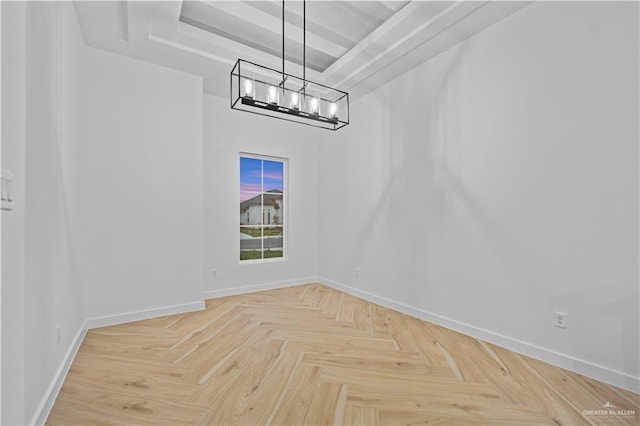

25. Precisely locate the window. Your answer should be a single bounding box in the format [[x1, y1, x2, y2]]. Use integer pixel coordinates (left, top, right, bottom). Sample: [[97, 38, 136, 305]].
[[240, 154, 286, 261]]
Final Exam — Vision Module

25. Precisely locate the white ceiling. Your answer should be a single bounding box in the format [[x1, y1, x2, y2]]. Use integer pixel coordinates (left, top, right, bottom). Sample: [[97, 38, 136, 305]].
[[74, 1, 531, 100], [180, 1, 410, 72]]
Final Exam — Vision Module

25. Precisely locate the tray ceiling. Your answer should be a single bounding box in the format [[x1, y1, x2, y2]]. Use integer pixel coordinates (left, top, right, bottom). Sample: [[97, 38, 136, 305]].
[[179, 1, 410, 72], [74, 1, 531, 100]]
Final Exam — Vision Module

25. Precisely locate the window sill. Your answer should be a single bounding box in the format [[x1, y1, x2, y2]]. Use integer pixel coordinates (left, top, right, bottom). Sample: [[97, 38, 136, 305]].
[[239, 257, 288, 266]]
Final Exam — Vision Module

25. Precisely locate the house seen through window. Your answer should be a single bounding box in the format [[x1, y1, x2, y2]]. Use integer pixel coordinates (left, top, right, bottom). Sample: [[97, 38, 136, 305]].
[[240, 155, 286, 261]]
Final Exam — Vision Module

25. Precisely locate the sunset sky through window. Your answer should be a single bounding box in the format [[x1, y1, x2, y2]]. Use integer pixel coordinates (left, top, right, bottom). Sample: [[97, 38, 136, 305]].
[[240, 157, 283, 202]]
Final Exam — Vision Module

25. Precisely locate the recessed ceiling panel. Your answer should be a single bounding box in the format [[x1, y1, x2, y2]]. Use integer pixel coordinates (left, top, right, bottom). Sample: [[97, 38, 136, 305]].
[[179, 0, 409, 72], [74, 0, 532, 100]]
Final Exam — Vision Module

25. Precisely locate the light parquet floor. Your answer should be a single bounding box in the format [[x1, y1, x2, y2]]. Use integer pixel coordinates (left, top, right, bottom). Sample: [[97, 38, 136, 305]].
[[47, 284, 639, 425]]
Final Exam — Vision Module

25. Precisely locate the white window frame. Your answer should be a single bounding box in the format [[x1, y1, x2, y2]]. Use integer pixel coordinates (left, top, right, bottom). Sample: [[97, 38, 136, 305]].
[[239, 152, 288, 264]]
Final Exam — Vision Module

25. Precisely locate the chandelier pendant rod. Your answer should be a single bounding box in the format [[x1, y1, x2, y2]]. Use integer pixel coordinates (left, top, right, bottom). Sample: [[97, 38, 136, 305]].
[[279, 1, 310, 96], [282, 0, 285, 82], [303, 0, 306, 95]]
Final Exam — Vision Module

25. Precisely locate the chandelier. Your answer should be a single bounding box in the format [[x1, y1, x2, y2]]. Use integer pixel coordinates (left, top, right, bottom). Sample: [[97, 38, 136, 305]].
[[230, 1, 349, 131]]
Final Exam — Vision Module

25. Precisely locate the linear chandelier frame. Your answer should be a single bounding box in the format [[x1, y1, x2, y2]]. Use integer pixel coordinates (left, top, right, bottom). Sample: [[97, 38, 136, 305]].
[[229, 0, 350, 131]]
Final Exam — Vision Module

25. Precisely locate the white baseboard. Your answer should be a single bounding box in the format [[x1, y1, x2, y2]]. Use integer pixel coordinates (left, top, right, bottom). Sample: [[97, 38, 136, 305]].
[[31, 321, 88, 426], [204, 276, 318, 300], [319, 277, 640, 394], [31, 300, 206, 425], [86, 300, 206, 330]]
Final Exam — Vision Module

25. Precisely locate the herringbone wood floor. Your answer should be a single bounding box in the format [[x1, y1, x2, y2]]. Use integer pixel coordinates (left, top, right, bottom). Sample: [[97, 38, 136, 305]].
[[47, 284, 638, 425]]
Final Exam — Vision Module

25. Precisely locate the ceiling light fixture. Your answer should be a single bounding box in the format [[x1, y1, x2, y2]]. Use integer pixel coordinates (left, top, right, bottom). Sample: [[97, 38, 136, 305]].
[[230, 0, 349, 131]]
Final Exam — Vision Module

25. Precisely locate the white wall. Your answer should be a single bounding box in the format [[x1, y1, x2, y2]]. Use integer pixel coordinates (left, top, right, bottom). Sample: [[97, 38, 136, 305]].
[[204, 94, 319, 296], [319, 1, 639, 391], [0, 2, 3, 419], [2, 3, 88, 423], [3, 3, 206, 422], [1, 2, 26, 423], [66, 8, 205, 320], [23, 3, 88, 420]]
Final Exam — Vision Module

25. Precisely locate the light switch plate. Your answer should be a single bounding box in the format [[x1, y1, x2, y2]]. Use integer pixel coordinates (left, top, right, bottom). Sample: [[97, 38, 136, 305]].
[[2, 169, 15, 211]]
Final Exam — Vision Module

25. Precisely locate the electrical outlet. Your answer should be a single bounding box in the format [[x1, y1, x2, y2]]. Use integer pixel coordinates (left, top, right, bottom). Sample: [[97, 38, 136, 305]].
[[56, 324, 61, 342], [554, 311, 567, 329], [355, 268, 360, 278], [212, 269, 217, 278]]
